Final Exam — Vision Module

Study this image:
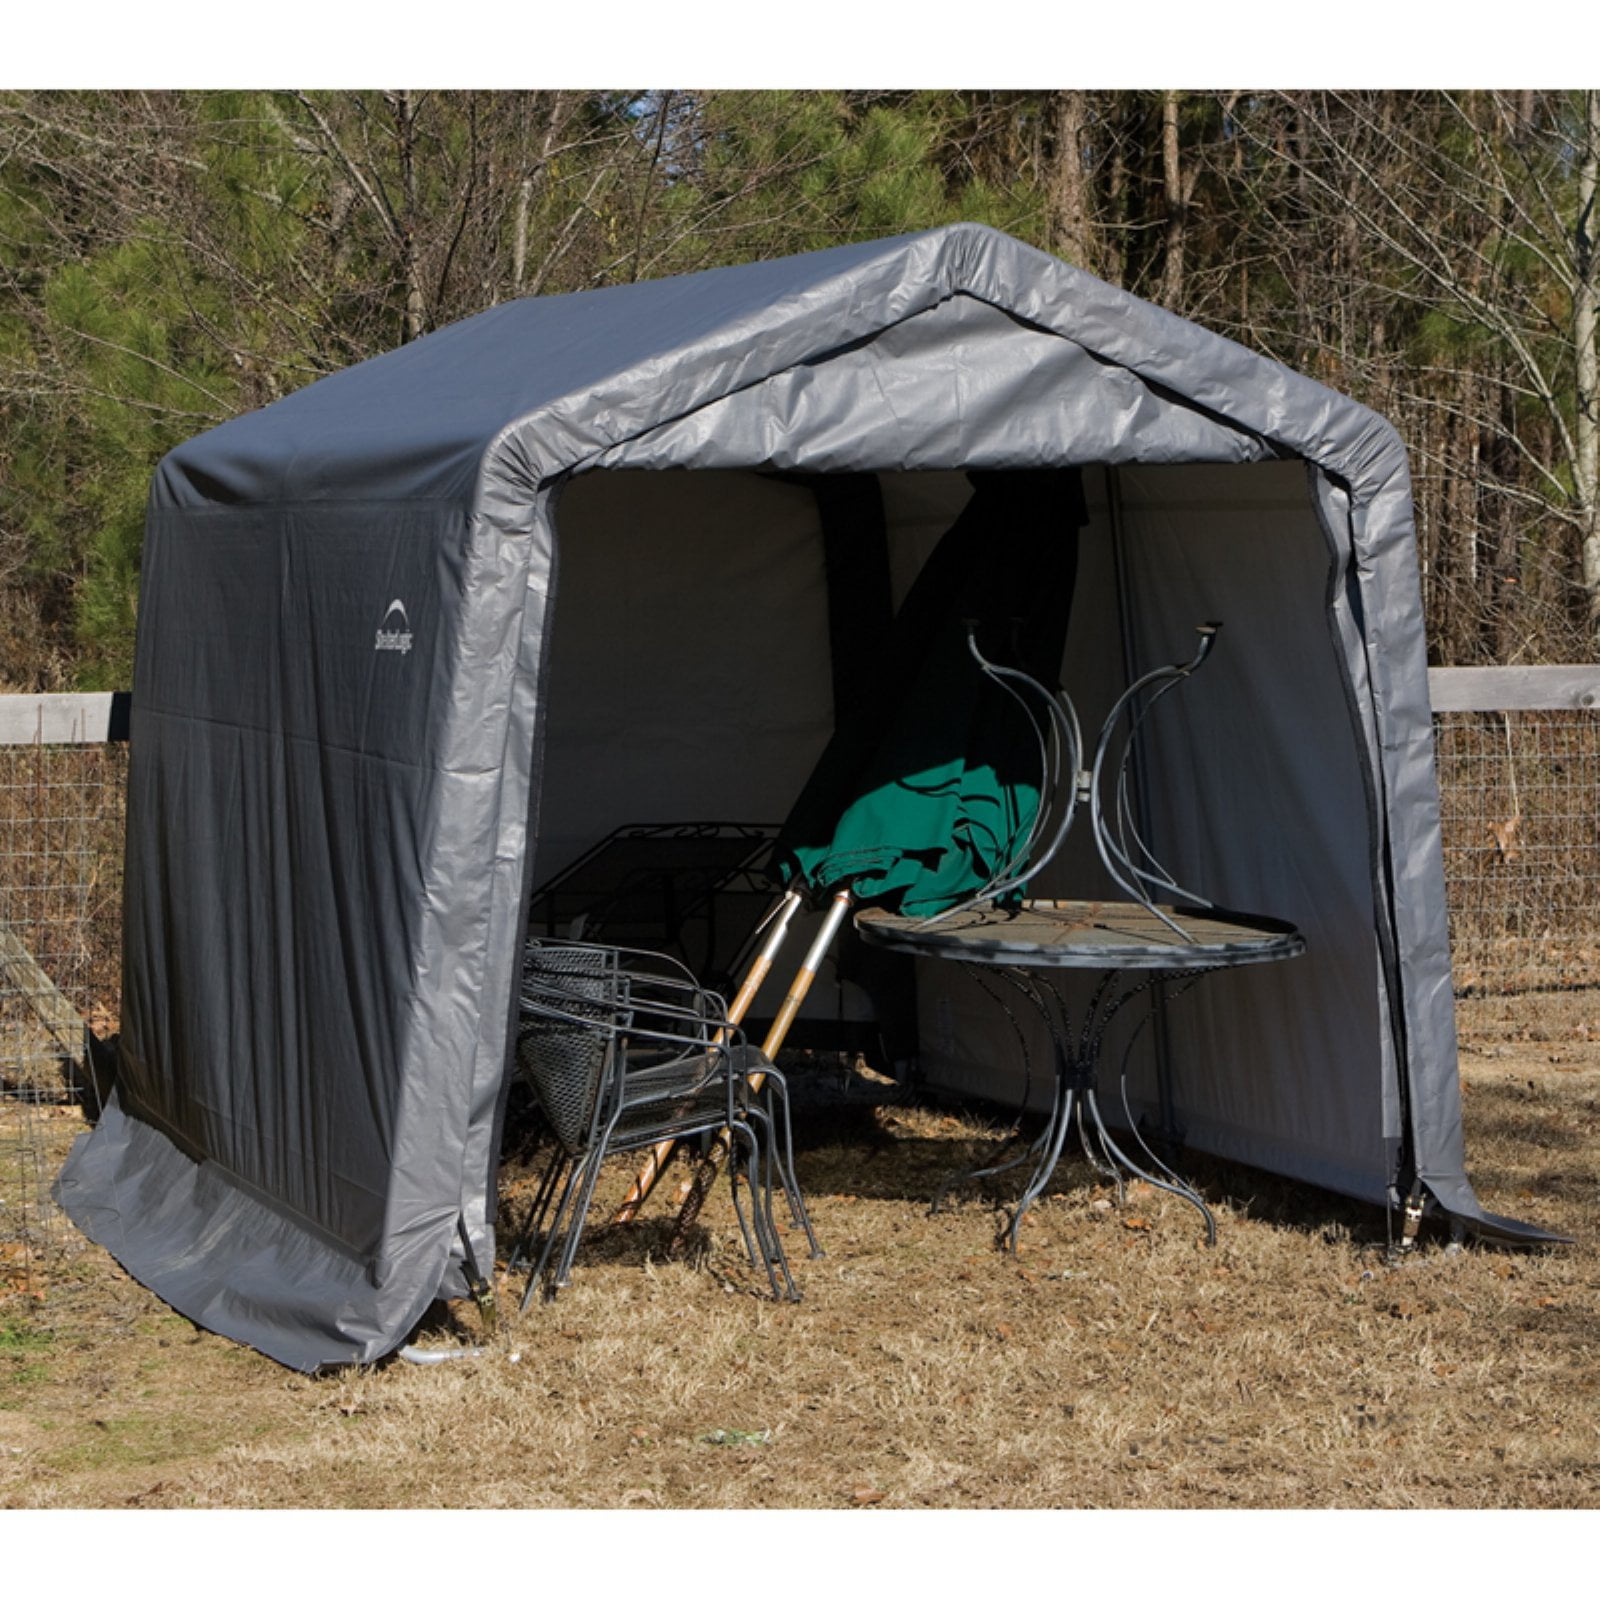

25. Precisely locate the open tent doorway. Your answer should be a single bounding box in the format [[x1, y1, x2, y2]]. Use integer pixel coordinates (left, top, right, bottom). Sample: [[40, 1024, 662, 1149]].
[[534, 457, 1394, 1203]]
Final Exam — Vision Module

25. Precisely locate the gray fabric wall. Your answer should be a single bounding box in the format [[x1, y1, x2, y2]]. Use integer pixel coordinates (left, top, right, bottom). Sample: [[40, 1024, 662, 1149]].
[[535, 471, 834, 881]]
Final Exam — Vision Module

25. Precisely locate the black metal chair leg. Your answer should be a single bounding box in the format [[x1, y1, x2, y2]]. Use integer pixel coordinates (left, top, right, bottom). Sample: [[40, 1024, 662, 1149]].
[[751, 1124, 800, 1302], [725, 1139, 766, 1277], [508, 1147, 572, 1274], [514, 938, 815, 1304], [521, 1150, 591, 1309], [731, 1120, 795, 1300], [551, 1137, 616, 1290], [741, 1107, 798, 1299], [757, 1067, 822, 1258]]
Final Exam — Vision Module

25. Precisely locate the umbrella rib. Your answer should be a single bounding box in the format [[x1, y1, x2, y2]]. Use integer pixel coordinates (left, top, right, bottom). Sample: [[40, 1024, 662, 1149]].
[[920, 630, 1084, 927]]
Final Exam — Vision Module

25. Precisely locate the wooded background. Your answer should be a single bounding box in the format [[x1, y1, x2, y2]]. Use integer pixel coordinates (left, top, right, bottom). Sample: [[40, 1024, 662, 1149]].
[[2, 89, 1597, 689]]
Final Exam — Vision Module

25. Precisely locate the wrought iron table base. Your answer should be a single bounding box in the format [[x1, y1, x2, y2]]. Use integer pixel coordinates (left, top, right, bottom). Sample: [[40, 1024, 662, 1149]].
[[932, 962, 1220, 1249], [851, 625, 1305, 1249]]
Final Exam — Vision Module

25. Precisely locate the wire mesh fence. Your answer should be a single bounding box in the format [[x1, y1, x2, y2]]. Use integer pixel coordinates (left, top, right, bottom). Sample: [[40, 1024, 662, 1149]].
[[0, 712, 126, 1305], [0, 694, 1595, 1307], [1435, 708, 1600, 1044]]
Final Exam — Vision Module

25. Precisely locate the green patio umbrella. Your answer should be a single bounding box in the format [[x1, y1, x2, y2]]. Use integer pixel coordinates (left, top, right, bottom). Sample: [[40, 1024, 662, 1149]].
[[776, 468, 1087, 918]]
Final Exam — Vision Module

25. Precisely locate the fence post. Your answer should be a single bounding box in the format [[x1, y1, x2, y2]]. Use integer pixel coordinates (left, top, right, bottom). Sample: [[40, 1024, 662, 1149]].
[[1, 692, 130, 1296]]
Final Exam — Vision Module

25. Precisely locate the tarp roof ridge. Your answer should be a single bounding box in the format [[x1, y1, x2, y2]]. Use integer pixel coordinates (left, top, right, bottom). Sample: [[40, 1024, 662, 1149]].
[[927, 223, 1412, 511], [472, 226, 972, 505], [469, 221, 1410, 515], [152, 221, 1410, 526]]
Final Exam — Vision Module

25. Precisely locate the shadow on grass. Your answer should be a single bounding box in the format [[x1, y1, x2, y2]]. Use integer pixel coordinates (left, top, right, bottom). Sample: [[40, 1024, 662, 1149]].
[[497, 1057, 1584, 1273], [792, 1109, 1397, 1249]]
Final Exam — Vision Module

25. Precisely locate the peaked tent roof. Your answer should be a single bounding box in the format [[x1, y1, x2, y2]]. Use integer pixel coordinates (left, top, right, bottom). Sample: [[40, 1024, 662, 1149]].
[[61, 223, 1555, 1376], [157, 223, 1398, 516]]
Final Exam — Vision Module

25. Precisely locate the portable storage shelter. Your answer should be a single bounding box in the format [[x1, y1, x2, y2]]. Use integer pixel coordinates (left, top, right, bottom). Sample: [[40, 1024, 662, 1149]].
[[58, 223, 1552, 1373]]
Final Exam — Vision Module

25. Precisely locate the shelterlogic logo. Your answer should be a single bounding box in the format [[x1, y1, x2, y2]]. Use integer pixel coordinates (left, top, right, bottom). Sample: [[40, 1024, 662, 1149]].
[[375, 599, 413, 655]]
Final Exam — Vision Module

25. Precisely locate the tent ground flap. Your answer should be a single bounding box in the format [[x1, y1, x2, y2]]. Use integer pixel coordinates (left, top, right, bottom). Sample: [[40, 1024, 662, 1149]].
[[55, 1093, 451, 1372]]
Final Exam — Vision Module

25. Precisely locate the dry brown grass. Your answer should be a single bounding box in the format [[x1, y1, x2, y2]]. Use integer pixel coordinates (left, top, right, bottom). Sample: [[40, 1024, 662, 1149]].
[[2, 1033, 1597, 1511]]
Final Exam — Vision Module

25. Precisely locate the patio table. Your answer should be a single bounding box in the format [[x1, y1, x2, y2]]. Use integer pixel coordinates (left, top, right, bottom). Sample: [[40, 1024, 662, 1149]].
[[854, 897, 1305, 1247]]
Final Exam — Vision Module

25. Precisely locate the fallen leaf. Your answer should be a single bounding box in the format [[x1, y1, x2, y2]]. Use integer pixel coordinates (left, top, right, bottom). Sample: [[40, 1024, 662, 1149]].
[[851, 1485, 886, 1505], [994, 1322, 1015, 1341], [1490, 815, 1521, 862], [698, 1427, 770, 1448], [1123, 1216, 1152, 1232]]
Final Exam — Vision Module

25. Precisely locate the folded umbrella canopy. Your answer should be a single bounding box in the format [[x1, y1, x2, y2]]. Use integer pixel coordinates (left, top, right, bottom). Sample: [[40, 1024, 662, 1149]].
[[776, 468, 1088, 916]]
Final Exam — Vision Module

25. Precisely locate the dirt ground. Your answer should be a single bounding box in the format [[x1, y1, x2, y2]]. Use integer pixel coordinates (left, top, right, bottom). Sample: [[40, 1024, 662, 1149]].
[[3, 1019, 1597, 1512]]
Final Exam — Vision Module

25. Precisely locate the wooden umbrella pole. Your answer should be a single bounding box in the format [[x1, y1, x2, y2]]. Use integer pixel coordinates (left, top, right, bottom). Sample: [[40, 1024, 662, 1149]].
[[609, 888, 803, 1224], [667, 888, 854, 1251]]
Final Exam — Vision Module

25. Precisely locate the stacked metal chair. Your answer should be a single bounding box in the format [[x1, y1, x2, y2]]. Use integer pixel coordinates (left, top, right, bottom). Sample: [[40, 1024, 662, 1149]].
[[510, 938, 812, 1305]]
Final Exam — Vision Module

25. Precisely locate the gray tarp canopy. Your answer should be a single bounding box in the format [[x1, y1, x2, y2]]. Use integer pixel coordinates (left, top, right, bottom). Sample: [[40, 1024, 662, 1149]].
[[57, 222, 1555, 1373]]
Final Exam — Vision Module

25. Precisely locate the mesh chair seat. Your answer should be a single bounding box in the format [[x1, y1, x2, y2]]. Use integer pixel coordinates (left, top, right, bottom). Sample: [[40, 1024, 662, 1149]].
[[607, 1060, 724, 1143]]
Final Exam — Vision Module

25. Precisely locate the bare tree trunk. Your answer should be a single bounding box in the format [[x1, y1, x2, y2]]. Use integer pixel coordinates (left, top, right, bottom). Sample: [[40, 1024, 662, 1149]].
[[1045, 91, 1097, 275], [511, 175, 531, 293], [1577, 90, 1600, 633], [1160, 89, 1187, 308], [395, 90, 426, 343], [509, 92, 574, 297], [1289, 94, 1317, 356], [1103, 116, 1127, 289], [628, 93, 673, 284], [509, 94, 547, 296]]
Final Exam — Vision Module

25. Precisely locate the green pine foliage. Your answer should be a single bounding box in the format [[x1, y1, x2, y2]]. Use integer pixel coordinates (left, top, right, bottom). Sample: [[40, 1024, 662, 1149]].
[[1, 88, 1597, 681]]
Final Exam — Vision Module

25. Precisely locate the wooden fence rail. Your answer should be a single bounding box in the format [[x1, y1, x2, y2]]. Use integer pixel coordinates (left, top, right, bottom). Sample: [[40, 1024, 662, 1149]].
[[3, 676, 1596, 745], [1428, 666, 1600, 713], [0, 693, 130, 747]]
